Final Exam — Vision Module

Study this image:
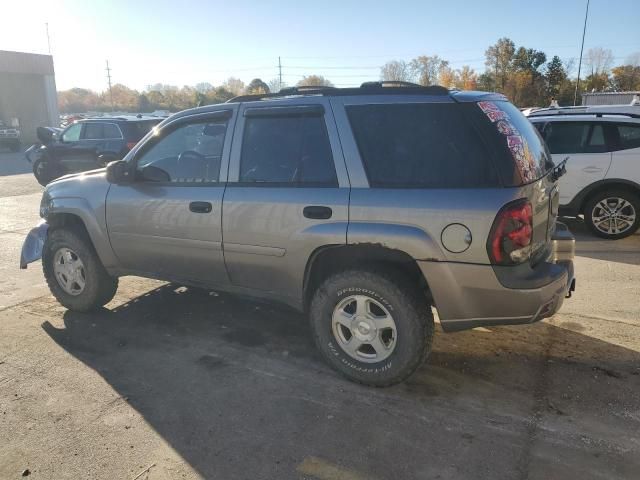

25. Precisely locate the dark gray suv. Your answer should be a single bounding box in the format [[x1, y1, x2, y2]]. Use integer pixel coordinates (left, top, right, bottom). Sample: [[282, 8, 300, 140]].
[[20, 83, 576, 386]]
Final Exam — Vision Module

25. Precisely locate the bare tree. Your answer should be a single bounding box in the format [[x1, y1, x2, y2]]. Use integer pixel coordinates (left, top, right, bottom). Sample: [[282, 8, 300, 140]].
[[585, 47, 614, 76], [222, 77, 245, 95], [409, 55, 449, 86], [626, 51, 640, 67], [267, 78, 287, 93], [380, 60, 412, 82], [297, 75, 334, 87], [456, 66, 478, 90]]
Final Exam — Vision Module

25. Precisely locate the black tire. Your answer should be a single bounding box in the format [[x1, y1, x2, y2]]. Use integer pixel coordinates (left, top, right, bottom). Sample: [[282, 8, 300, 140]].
[[584, 189, 640, 240], [43, 227, 118, 312], [309, 269, 434, 387], [33, 159, 54, 186]]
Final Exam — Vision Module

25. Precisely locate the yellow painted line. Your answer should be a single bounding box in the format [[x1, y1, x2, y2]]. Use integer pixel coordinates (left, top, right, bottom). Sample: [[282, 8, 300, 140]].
[[297, 456, 373, 480]]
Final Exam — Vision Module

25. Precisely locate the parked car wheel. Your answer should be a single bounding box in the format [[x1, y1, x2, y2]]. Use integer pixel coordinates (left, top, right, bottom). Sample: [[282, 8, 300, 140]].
[[32, 159, 61, 186], [584, 189, 640, 240], [42, 227, 118, 312], [309, 269, 434, 387]]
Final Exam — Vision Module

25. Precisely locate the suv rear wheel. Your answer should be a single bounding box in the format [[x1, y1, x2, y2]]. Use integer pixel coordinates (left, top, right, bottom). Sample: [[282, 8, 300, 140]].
[[584, 189, 640, 240], [309, 269, 434, 387], [43, 227, 118, 311]]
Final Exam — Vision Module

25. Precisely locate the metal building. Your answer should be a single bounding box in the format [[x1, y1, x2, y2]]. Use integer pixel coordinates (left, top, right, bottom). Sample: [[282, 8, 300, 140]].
[[581, 91, 640, 106], [0, 50, 59, 144]]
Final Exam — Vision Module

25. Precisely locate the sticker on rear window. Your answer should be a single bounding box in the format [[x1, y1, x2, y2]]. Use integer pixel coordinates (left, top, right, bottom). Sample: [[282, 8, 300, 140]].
[[478, 101, 540, 183]]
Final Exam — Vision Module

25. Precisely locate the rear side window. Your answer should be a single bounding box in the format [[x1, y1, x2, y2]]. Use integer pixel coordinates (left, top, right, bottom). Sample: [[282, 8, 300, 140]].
[[240, 115, 337, 185], [617, 124, 640, 150], [124, 121, 160, 141], [103, 123, 122, 139], [83, 123, 103, 139], [544, 122, 607, 154], [346, 103, 499, 188]]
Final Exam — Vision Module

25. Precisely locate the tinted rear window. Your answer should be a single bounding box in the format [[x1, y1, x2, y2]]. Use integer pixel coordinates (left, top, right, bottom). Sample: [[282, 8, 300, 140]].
[[346, 103, 500, 188], [123, 120, 160, 141], [476, 101, 552, 184]]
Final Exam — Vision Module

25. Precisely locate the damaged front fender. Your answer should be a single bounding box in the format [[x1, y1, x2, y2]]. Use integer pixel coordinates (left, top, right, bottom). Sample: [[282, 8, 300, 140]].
[[20, 220, 49, 269]]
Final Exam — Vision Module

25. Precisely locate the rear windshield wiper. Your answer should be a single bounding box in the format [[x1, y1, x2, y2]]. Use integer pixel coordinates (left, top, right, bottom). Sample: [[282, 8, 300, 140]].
[[551, 156, 569, 181]]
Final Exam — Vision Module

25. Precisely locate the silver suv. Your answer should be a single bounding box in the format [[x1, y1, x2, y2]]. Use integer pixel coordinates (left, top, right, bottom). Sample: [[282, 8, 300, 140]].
[[20, 83, 576, 386]]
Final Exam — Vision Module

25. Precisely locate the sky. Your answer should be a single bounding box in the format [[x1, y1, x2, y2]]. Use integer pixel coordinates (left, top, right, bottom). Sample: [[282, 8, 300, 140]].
[[1, 0, 638, 92]]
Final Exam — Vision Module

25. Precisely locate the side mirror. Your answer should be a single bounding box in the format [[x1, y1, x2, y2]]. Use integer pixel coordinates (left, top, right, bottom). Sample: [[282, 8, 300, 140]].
[[106, 160, 132, 184]]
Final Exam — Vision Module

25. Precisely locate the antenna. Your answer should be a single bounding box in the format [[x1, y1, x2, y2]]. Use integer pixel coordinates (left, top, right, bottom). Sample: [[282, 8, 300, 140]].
[[106, 60, 114, 112], [278, 56, 282, 91], [574, 0, 590, 106]]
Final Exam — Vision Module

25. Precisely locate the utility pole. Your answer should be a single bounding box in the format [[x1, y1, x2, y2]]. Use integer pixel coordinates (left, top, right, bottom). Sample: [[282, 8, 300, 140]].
[[105, 60, 114, 112], [278, 56, 283, 91], [574, 0, 590, 106], [45, 23, 51, 54]]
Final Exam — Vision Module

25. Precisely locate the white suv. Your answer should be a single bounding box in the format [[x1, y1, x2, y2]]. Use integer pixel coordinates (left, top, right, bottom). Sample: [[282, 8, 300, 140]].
[[528, 106, 640, 239]]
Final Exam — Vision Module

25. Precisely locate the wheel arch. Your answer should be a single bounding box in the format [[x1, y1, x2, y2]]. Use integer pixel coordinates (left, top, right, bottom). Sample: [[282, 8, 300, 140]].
[[46, 198, 119, 271], [302, 244, 432, 312], [574, 178, 640, 214]]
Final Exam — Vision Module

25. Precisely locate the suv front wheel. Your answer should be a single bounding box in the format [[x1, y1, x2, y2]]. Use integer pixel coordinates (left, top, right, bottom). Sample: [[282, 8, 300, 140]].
[[43, 227, 118, 311], [584, 189, 640, 240], [309, 269, 434, 387]]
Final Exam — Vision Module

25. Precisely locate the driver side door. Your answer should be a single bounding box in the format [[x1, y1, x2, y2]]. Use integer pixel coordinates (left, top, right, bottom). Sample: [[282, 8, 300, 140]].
[[105, 108, 237, 286]]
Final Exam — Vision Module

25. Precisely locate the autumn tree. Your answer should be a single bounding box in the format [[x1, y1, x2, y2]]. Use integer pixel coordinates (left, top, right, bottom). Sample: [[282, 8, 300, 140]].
[[410, 55, 448, 86], [456, 66, 477, 90], [297, 75, 334, 87]]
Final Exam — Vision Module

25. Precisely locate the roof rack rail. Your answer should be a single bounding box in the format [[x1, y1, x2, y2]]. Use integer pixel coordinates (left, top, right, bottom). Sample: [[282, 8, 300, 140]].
[[226, 83, 449, 103], [528, 110, 640, 119]]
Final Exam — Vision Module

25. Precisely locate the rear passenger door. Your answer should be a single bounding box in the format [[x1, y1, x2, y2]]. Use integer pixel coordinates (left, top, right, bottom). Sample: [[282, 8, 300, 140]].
[[606, 122, 640, 184], [542, 121, 612, 204], [222, 99, 349, 303]]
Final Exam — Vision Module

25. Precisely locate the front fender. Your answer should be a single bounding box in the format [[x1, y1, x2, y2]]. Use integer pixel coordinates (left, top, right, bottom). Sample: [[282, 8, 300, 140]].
[[20, 220, 49, 269], [47, 196, 119, 270]]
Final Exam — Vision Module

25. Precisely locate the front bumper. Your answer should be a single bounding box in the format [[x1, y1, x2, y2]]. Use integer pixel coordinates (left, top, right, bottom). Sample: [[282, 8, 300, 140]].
[[19, 220, 49, 269], [421, 222, 576, 332]]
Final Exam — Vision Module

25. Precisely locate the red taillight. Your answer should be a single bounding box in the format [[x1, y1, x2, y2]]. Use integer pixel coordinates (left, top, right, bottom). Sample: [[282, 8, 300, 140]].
[[126, 141, 137, 150], [488, 199, 533, 265]]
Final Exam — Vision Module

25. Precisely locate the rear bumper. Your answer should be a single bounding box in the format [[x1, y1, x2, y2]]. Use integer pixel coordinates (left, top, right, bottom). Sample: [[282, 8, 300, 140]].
[[421, 222, 575, 332]]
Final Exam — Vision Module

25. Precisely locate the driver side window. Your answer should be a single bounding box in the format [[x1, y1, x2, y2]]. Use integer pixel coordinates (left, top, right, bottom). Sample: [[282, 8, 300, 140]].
[[137, 118, 229, 183], [62, 123, 82, 142]]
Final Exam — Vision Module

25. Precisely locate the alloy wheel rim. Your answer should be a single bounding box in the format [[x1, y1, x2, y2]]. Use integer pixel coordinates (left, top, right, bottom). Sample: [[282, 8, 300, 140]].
[[591, 197, 637, 236], [331, 295, 397, 363], [53, 247, 86, 295]]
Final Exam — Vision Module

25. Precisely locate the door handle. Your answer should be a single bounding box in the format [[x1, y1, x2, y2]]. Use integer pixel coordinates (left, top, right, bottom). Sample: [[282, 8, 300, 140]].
[[189, 201, 212, 213], [582, 166, 602, 173], [303, 205, 332, 219]]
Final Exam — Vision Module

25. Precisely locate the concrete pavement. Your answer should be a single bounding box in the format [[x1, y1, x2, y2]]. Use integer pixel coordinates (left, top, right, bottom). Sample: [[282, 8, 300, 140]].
[[0, 152, 639, 479]]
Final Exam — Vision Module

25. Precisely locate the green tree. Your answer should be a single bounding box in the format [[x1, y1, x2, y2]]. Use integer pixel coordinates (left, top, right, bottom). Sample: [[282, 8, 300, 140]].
[[246, 78, 270, 94], [545, 55, 567, 98], [485, 37, 515, 91], [137, 94, 151, 112]]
